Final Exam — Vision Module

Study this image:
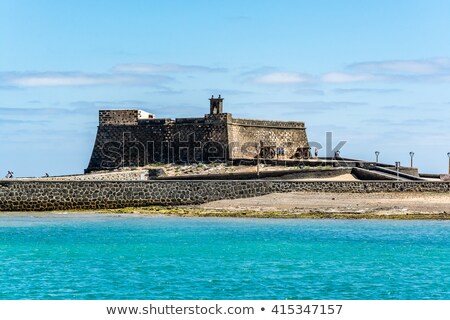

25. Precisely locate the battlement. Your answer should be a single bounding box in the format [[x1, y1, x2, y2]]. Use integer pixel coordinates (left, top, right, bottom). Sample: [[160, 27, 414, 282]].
[[230, 117, 305, 129], [174, 117, 206, 124], [138, 118, 173, 125], [99, 109, 154, 126], [99, 110, 231, 126]]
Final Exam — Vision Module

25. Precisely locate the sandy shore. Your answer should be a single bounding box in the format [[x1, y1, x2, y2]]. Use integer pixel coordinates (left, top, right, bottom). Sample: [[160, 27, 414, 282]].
[[291, 173, 357, 181], [199, 191, 450, 213], [186, 191, 449, 219], [70, 191, 450, 220]]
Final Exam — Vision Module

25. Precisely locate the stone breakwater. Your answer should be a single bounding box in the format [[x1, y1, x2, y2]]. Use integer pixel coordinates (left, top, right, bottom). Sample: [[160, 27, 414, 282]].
[[0, 180, 449, 211]]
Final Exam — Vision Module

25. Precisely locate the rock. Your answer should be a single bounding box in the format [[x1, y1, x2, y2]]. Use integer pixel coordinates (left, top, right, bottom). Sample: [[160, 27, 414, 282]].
[[148, 168, 166, 179]]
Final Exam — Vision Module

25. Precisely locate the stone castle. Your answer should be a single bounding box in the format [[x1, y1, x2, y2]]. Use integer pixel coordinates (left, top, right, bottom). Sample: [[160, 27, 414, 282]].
[[86, 96, 310, 172]]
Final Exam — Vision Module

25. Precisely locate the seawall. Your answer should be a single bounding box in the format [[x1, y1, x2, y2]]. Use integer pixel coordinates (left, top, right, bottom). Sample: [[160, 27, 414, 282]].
[[1, 180, 449, 211]]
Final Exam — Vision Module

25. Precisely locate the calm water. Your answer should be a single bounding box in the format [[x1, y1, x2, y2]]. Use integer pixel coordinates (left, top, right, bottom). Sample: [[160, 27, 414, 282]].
[[0, 214, 449, 300]]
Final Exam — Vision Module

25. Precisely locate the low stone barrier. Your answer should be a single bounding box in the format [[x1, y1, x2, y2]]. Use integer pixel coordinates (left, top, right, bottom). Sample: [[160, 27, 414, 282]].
[[0, 180, 449, 211], [43, 170, 150, 181]]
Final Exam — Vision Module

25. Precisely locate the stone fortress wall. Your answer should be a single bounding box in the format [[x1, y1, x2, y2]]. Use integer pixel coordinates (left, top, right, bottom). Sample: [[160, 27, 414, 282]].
[[87, 111, 230, 171], [86, 96, 309, 172], [228, 118, 309, 159], [1, 180, 449, 211]]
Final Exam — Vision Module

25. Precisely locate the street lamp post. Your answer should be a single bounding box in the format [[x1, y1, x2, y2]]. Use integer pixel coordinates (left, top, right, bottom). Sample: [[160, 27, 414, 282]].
[[447, 152, 450, 175], [375, 151, 380, 163], [409, 152, 415, 168]]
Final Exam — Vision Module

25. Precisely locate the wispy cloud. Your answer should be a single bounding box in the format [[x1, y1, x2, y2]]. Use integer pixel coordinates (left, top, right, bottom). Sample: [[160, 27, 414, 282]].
[[324, 58, 450, 83], [0, 117, 50, 125], [240, 68, 314, 85], [348, 58, 450, 75], [361, 118, 393, 125], [0, 72, 172, 88], [321, 72, 380, 83], [0, 62, 226, 88], [203, 88, 254, 95], [247, 58, 450, 86], [334, 88, 402, 94], [400, 118, 444, 126], [293, 88, 325, 96], [112, 63, 226, 74], [69, 100, 150, 109], [145, 86, 184, 95], [380, 105, 413, 111], [0, 85, 23, 90], [0, 107, 67, 116], [362, 118, 444, 131], [253, 72, 312, 84], [234, 100, 367, 117]]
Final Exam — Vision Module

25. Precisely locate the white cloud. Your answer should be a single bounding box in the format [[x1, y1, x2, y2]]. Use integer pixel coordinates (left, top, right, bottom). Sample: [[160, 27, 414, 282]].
[[234, 100, 367, 116], [9, 74, 110, 87], [321, 58, 450, 84], [349, 58, 450, 75], [243, 58, 450, 86], [322, 72, 379, 83], [254, 72, 312, 84], [0, 62, 226, 88], [334, 88, 402, 94], [112, 63, 226, 74], [0, 72, 171, 88]]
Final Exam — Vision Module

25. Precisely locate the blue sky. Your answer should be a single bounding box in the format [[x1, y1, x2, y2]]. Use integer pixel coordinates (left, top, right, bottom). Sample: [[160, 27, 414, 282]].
[[1, 0, 450, 176]]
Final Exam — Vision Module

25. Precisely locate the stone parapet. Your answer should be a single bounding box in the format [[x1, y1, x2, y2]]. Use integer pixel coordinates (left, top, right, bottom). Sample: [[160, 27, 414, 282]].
[[230, 117, 305, 128]]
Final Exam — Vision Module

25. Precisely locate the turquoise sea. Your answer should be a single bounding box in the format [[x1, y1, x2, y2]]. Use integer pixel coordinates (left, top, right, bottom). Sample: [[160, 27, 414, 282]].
[[0, 214, 449, 300]]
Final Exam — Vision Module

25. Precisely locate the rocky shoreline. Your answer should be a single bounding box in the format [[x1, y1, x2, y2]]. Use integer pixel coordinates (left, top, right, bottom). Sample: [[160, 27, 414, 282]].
[[86, 190, 450, 220], [92, 206, 450, 220]]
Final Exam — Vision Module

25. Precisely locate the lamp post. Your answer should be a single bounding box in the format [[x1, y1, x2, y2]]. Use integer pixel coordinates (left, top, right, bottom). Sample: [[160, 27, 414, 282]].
[[447, 152, 450, 175], [375, 151, 380, 163], [409, 152, 414, 168]]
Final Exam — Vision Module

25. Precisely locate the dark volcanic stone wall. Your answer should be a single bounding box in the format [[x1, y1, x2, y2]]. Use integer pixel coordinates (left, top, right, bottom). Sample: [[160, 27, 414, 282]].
[[0, 180, 449, 211], [87, 113, 230, 171], [99, 110, 140, 125], [227, 117, 309, 159]]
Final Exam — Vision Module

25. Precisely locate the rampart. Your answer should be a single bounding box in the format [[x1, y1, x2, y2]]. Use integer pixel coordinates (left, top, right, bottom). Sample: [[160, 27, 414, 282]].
[[1, 180, 449, 211], [87, 112, 230, 171]]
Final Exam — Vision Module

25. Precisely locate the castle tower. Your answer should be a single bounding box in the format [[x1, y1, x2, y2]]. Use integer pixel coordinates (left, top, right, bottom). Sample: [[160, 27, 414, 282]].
[[209, 95, 223, 114]]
